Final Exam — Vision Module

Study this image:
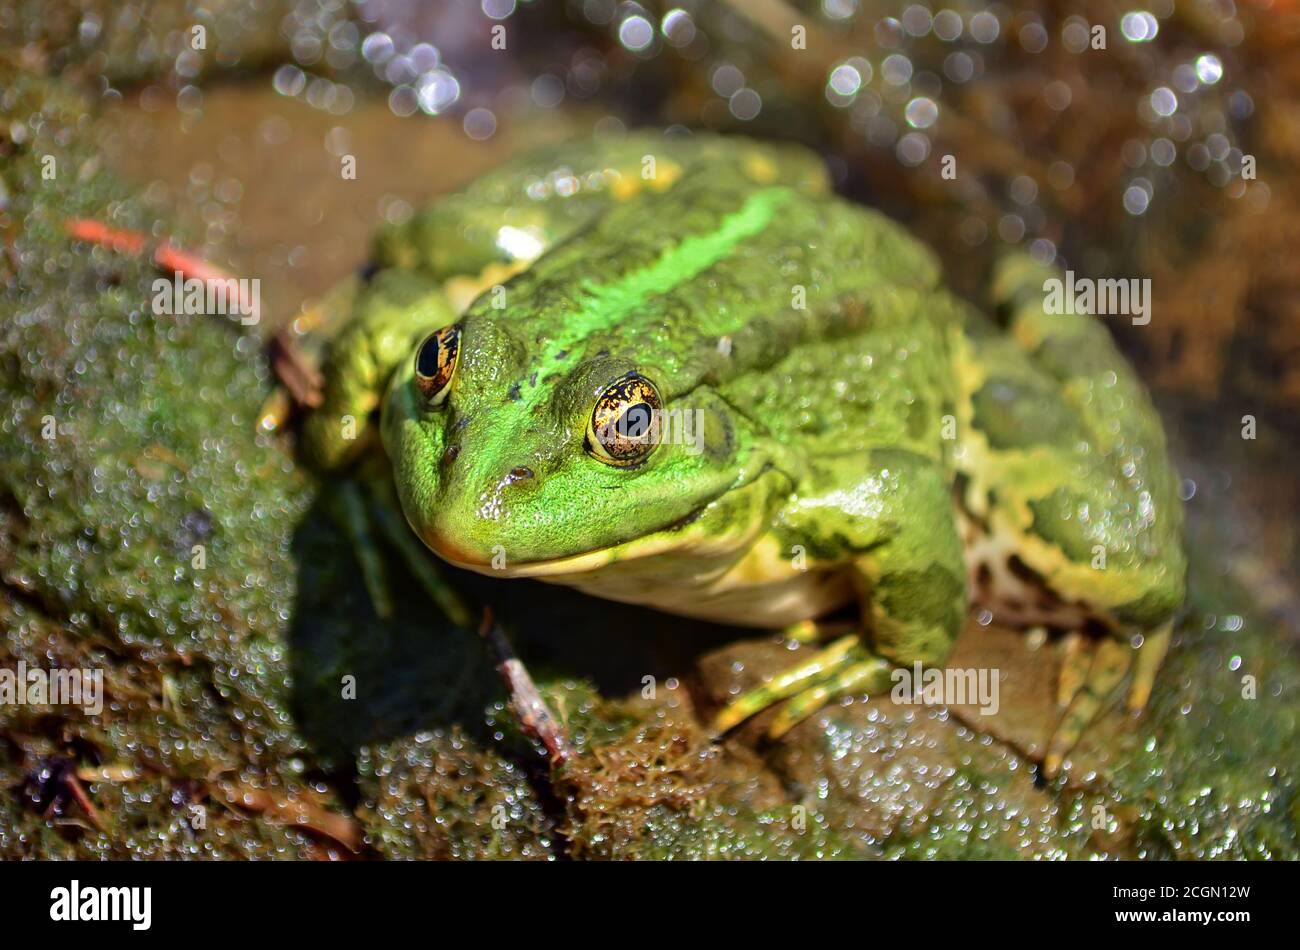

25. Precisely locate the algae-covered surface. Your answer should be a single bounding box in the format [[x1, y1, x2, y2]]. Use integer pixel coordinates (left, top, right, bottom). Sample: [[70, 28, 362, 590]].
[[2, 27, 1298, 859]]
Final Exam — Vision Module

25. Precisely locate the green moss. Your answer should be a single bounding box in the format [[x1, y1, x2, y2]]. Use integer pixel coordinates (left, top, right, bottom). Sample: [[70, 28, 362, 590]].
[[0, 71, 325, 857]]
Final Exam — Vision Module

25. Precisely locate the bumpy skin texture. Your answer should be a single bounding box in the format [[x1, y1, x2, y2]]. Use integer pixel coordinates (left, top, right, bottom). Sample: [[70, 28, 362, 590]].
[[306, 132, 1186, 770]]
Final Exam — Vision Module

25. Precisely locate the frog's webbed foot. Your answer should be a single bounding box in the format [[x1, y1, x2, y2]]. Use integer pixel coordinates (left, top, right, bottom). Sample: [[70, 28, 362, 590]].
[[1043, 622, 1171, 778], [764, 650, 894, 738], [712, 635, 894, 740]]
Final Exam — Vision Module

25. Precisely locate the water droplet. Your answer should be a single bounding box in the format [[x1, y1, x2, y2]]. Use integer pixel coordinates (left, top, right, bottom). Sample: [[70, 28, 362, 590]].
[[1150, 86, 1178, 117], [882, 53, 913, 85], [463, 108, 497, 141], [1172, 63, 1199, 94], [1044, 80, 1072, 110], [711, 63, 744, 97], [970, 11, 1000, 44], [618, 14, 655, 51], [902, 4, 932, 36], [531, 73, 565, 108], [388, 85, 418, 117], [896, 131, 930, 165], [416, 70, 460, 114], [272, 65, 306, 97], [943, 51, 974, 83], [482, 0, 516, 20], [729, 88, 762, 121], [1010, 174, 1037, 205], [933, 9, 963, 41], [1121, 11, 1159, 42], [661, 9, 696, 47], [1020, 22, 1048, 53], [1048, 160, 1075, 190], [1195, 53, 1223, 85], [1123, 184, 1151, 215], [997, 214, 1025, 242], [904, 96, 938, 129], [828, 63, 864, 98]]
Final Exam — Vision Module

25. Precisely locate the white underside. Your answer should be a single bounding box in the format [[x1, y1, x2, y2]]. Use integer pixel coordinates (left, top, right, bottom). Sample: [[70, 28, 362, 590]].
[[528, 509, 1100, 633]]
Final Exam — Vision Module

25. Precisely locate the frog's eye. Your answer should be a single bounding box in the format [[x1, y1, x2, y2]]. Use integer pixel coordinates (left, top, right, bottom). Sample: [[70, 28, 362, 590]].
[[413, 325, 460, 407], [587, 372, 663, 467]]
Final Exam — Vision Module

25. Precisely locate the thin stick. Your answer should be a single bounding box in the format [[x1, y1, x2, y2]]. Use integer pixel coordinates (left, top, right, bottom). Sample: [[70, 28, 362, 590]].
[[478, 608, 571, 765], [64, 218, 260, 325]]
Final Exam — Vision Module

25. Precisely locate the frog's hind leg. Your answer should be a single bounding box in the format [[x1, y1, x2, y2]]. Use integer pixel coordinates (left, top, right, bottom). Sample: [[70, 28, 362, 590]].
[[1127, 619, 1173, 712]]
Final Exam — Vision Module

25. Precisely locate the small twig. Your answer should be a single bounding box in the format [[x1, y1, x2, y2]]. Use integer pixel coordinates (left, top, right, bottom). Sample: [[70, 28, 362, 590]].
[[478, 608, 571, 765], [62, 771, 105, 831], [64, 218, 261, 325]]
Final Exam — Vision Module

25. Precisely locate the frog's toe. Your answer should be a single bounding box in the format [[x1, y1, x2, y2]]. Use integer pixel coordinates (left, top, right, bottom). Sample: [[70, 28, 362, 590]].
[[1127, 620, 1173, 713], [766, 652, 893, 739], [712, 634, 859, 735], [1043, 637, 1132, 778], [1055, 630, 1093, 707]]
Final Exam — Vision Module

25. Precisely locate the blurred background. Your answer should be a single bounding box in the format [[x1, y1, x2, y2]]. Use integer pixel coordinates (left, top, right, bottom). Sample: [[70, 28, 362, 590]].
[[0, 1, 1297, 860]]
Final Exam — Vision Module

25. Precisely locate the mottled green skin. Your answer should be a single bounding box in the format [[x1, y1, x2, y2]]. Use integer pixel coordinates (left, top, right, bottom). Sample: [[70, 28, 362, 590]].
[[306, 132, 1186, 740]]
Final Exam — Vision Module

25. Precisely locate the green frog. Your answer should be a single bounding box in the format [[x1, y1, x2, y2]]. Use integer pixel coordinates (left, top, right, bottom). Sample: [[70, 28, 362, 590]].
[[301, 132, 1185, 778]]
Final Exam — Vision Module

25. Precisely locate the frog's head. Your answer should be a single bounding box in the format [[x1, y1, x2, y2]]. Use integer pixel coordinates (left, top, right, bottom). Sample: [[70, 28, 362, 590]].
[[381, 315, 764, 575]]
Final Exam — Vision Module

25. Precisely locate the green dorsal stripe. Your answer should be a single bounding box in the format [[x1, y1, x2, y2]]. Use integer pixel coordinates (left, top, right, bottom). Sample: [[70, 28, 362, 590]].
[[535, 185, 794, 369]]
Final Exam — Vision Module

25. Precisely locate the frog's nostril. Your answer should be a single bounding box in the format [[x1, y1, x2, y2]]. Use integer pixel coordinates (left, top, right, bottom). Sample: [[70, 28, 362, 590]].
[[506, 466, 535, 483], [442, 444, 461, 466]]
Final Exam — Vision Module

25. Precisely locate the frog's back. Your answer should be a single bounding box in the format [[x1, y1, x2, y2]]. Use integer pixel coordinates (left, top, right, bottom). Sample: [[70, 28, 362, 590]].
[[456, 149, 961, 462], [375, 132, 830, 278]]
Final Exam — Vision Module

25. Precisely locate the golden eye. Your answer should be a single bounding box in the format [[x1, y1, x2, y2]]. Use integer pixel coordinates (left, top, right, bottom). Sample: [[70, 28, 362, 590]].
[[587, 372, 662, 467], [413, 325, 460, 406]]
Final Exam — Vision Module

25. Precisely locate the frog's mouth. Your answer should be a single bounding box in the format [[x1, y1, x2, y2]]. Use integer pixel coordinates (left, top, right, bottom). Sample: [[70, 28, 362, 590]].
[[427, 508, 715, 578], [422, 465, 780, 580]]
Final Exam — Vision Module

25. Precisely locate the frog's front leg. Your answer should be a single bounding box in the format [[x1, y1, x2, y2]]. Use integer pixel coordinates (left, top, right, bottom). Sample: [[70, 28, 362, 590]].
[[715, 449, 968, 739], [303, 269, 456, 471]]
